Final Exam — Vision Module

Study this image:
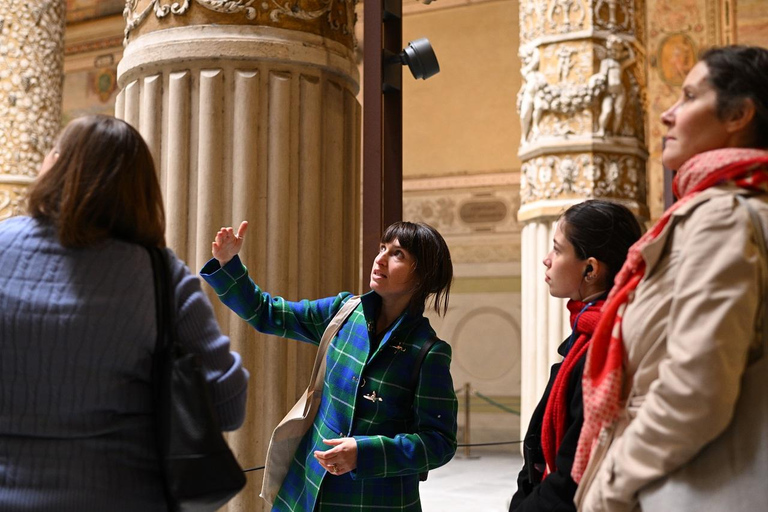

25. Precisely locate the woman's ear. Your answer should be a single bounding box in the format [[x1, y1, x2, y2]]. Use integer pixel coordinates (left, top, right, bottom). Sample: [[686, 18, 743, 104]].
[[725, 97, 756, 137], [584, 257, 603, 281]]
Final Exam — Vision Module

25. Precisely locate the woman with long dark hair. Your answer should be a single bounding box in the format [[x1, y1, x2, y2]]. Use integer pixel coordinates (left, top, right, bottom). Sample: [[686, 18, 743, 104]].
[[510, 200, 641, 512], [0, 115, 248, 511]]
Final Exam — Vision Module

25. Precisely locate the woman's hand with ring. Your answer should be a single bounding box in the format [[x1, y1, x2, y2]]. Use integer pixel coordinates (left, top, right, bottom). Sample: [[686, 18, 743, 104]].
[[314, 438, 358, 476], [318, 460, 341, 474]]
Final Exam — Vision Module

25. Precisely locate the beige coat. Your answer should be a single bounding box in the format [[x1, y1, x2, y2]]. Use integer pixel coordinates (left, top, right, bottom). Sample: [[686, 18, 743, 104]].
[[575, 186, 768, 512]]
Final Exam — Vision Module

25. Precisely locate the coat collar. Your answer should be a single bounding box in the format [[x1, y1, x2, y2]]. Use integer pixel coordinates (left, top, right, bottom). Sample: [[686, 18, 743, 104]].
[[639, 186, 744, 275], [360, 290, 423, 361]]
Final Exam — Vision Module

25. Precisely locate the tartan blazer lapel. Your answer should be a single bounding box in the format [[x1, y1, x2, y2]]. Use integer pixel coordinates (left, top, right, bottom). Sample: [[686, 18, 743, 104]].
[[359, 292, 426, 365], [368, 314, 422, 366]]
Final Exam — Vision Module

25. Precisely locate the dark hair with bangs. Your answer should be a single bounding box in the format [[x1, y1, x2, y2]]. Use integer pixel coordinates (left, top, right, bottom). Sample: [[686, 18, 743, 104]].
[[27, 115, 166, 248], [381, 221, 453, 316], [700, 45, 768, 148], [560, 199, 642, 289]]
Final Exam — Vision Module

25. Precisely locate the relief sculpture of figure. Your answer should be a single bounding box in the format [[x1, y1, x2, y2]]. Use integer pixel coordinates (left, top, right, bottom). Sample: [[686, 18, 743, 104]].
[[590, 36, 635, 137], [557, 46, 576, 83], [518, 46, 548, 144]]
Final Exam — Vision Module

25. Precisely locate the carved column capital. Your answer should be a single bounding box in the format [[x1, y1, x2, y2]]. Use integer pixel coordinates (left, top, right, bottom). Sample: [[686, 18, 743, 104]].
[[123, 0, 357, 49]]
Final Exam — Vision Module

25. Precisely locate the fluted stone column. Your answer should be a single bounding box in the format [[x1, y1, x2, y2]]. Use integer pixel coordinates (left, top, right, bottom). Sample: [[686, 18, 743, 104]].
[[516, 0, 648, 436], [0, 1, 66, 220], [118, 4, 360, 510]]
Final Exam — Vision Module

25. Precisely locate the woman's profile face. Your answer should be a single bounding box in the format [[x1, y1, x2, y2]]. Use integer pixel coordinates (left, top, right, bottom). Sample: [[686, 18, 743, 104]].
[[661, 61, 731, 171], [542, 222, 587, 301]]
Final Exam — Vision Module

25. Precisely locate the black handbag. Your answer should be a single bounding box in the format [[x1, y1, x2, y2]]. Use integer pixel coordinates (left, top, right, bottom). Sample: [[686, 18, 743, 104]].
[[147, 247, 246, 512]]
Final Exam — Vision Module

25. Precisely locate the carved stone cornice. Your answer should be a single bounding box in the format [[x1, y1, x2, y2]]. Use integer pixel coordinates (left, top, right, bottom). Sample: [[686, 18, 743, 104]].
[[403, 171, 520, 192], [518, 137, 648, 161], [123, 0, 356, 49]]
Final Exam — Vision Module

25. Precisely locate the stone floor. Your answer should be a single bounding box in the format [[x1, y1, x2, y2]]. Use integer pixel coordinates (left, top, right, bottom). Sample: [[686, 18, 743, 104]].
[[420, 448, 522, 512]]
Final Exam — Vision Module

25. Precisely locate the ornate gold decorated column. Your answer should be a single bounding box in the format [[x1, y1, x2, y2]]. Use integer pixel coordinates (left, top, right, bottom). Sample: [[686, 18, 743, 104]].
[[0, 1, 66, 220], [117, 3, 360, 509], [516, 0, 648, 435]]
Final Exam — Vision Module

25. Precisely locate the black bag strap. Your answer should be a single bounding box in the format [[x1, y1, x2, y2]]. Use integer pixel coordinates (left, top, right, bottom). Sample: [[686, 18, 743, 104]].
[[410, 336, 439, 392], [410, 335, 439, 482], [146, 246, 176, 354], [146, 246, 178, 415]]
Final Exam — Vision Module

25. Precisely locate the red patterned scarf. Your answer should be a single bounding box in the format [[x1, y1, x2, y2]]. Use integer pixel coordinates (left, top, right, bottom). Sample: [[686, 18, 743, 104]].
[[572, 147, 768, 482], [541, 298, 604, 476]]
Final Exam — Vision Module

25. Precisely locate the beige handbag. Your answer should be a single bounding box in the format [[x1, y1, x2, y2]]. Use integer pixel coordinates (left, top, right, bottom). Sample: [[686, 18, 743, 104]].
[[260, 296, 361, 506], [638, 195, 768, 511]]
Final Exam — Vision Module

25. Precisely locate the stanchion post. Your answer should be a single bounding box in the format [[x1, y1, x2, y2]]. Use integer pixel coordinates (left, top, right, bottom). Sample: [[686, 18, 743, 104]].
[[463, 382, 471, 459]]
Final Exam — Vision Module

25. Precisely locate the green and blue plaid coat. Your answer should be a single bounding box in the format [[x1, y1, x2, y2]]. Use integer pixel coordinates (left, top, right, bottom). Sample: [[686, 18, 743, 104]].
[[201, 256, 458, 512]]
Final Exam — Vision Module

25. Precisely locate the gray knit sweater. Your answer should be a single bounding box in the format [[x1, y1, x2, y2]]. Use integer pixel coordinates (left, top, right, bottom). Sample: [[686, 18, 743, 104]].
[[0, 216, 249, 511]]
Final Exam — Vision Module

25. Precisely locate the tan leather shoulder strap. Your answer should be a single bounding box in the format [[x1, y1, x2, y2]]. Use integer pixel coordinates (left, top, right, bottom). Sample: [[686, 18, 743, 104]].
[[310, 296, 362, 393]]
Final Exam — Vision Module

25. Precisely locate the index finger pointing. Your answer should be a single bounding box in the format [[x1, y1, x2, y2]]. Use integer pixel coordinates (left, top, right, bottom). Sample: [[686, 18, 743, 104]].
[[236, 220, 249, 239]]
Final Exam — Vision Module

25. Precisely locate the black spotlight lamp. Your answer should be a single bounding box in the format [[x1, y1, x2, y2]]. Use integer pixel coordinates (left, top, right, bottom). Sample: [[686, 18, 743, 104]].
[[398, 38, 440, 80]]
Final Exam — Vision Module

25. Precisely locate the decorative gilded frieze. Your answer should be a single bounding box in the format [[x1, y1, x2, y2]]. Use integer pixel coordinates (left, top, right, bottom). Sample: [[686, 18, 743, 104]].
[[123, 0, 356, 48], [520, 152, 645, 204], [404, 188, 520, 236], [402, 173, 520, 265], [0, 0, 66, 219]]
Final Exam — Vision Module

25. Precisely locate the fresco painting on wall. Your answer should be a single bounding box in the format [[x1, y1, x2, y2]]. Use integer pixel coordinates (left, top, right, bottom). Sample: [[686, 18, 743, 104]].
[[658, 34, 696, 86], [649, 0, 701, 33], [62, 66, 120, 125], [92, 68, 118, 103], [736, 0, 768, 46], [644, 0, 711, 221], [66, 0, 124, 22]]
